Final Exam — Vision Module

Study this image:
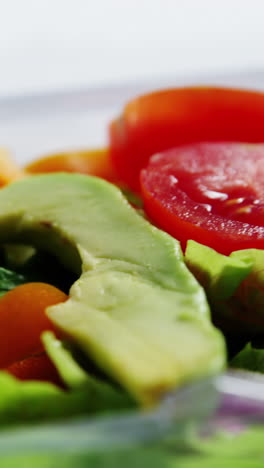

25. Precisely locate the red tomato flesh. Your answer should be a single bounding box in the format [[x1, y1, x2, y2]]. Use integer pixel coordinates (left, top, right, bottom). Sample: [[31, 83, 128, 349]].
[[6, 353, 64, 387], [141, 143, 264, 255], [110, 87, 264, 192]]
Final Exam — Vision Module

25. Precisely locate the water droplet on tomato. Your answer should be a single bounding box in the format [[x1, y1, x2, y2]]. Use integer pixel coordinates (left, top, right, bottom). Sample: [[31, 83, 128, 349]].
[[225, 197, 245, 206], [203, 190, 228, 201], [169, 175, 178, 185], [235, 205, 253, 215]]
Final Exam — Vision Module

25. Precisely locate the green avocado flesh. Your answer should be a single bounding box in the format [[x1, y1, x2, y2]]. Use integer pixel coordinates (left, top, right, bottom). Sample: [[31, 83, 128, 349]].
[[185, 241, 264, 335], [0, 174, 225, 405]]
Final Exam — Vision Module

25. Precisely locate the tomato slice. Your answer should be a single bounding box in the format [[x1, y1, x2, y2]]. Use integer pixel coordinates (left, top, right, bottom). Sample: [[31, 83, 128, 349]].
[[110, 87, 264, 191], [141, 143, 264, 255]]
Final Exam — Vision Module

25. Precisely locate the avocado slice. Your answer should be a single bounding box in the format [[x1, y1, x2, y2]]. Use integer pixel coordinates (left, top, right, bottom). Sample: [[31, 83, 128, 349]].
[[185, 241, 264, 336], [0, 174, 225, 405]]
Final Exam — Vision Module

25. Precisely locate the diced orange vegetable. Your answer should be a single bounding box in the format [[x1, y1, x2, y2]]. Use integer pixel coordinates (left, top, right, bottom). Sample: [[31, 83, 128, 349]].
[[26, 148, 120, 185], [6, 352, 64, 387], [0, 283, 67, 368], [0, 148, 25, 186]]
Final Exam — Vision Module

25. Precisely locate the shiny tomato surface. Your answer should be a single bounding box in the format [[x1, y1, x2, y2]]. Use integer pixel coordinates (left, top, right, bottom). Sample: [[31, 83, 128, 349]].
[[141, 143, 264, 254], [110, 87, 264, 191]]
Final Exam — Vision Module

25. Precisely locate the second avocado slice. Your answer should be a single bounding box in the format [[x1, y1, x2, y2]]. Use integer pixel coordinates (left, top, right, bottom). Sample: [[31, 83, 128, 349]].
[[0, 174, 225, 405]]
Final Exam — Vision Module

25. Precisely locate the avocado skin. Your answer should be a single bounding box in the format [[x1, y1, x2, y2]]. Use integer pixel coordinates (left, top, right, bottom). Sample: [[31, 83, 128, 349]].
[[0, 174, 225, 405]]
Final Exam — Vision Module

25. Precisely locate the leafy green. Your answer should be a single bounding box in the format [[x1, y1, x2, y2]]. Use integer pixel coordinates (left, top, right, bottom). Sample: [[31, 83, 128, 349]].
[[2, 448, 262, 468], [194, 426, 264, 458], [0, 247, 77, 296], [0, 372, 95, 426], [0, 334, 133, 428], [0, 229, 262, 465], [0, 337, 262, 466], [231, 343, 264, 373], [0, 372, 129, 427], [0, 267, 26, 296], [1, 426, 264, 467], [0, 448, 175, 468]]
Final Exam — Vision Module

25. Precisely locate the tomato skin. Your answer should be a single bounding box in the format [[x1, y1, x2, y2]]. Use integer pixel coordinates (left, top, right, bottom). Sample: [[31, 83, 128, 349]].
[[110, 87, 264, 191], [141, 143, 264, 255]]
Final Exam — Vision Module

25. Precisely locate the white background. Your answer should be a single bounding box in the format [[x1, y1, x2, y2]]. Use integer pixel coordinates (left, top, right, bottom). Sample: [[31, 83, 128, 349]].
[[1, 0, 264, 97]]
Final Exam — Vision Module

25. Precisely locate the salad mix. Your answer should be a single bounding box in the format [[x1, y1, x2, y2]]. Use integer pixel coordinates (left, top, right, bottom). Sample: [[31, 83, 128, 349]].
[[0, 87, 263, 465]]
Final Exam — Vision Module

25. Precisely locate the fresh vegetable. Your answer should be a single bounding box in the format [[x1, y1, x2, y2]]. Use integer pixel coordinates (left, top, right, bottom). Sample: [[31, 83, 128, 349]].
[[25, 148, 142, 206], [0, 282, 67, 368], [0, 366, 131, 428], [231, 343, 264, 373], [0, 371, 86, 426], [6, 353, 64, 386], [0, 331, 133, 429], [0, 86, 263, 463], [0, 173, 225, 405], [1, 433, 264, 468], [141, 143, 264, 254], [17, 250, 77, 293], [0, 267, 26, 296], [0, 148, 25, 186], [231, 248, 264, 330], [110, 87, 264, 191], [26, 148, 120, 185], [0, 404, 263, 465], [43, 331, 134, 409], [185, 241, 264, 335], [185, 240, 253, 306]]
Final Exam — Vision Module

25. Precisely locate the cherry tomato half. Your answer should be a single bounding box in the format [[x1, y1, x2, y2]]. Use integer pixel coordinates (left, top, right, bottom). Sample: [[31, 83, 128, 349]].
[[141, 143, 264, 255], [110, 87, 264, 191]]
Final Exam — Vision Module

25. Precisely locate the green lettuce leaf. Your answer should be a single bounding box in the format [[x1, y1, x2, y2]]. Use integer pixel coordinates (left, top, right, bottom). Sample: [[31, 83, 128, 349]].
[[0, 249, 76, 296], [0, 372, 96, 426], [231, 343, 264, 373], [0, 371, 130, 427], [1, 449, 263, 468], [1, 427, 264, 468], [0, 334, 133, 428], [0, 267, 26, 296]]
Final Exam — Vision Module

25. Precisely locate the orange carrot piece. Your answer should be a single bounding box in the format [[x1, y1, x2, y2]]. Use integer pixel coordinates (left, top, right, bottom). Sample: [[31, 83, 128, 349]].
[[0, 148, 25, 186], [0, 283, 67, 368], [26, 148, 120, 185]]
